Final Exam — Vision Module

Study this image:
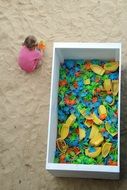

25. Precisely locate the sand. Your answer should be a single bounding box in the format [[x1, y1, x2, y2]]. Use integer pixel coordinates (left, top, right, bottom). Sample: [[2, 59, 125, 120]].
[[0, 0, 127, 189]]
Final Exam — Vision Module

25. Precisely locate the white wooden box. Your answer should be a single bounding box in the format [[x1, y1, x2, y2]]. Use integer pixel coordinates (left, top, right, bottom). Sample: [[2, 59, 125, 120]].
[[46, 43, 121, 179]]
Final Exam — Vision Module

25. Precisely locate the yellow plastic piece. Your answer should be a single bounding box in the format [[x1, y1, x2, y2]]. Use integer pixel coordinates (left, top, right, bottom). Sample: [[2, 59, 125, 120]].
[[92, 113, 103, 125], [98, 105, 107, 116], [112, 80, 119, 96], [60, 124, 69, 139], [90, 132, 104, 146], [89, 124, 99, 139], [104, 62, 119, 73], [60, 114, 76, 140], [85, 147, 101, 158], [66, 114, 76, 127], [105, 122, 117, 136], [103, 79, 112, 91], [84, 79, 90, 85], [102, 142, 112, 158], [56, 138, 68, 153], [90, 64, 105, 76], [85, 114, 93, 120], [79, 108, 86, 117], [79, 128, 86, 141]]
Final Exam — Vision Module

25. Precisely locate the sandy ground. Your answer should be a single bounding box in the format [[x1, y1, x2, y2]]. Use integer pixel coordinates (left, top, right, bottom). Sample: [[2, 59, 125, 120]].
[[0, 0, 127, 189]]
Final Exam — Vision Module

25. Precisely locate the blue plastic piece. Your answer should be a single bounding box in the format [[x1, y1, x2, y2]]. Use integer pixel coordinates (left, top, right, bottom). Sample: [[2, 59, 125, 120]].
[[64, 60, 75, 69], [89, 146, 96, 152], [105, 95, 113, 104]]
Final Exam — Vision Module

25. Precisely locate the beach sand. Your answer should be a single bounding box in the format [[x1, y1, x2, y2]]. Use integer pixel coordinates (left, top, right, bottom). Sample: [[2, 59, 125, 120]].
[[0, 0, 127, 189]]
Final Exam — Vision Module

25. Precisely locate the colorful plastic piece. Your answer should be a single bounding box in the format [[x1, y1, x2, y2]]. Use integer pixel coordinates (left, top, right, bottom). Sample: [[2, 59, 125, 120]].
[[105, 122, 117, 136], [105, 95, 113, 104], [85, 62, 91, 70], [90, 132, 104, 146], [103, 79, 112, 92], [112, 80, 119, 96], [98, 105, 107, 120], [38, 40, 46, 50], [59, 80, 67, 86], [90, 64, 105, 76], [84, 79, 90, 85], [60, 124, 69, 139], [85, 114, 93, 120], [78, 107, 86, 117], [104, 61, 119, 73], [85, 147, 101, 158], [79, 128, 86, 141], [89, 124, 99, 139], [60, 114, 76, 139], [84, 119, 93, 128], [65, 114, 76, 127], [102, 142, 112, 158], [56, 138, 68, 153], [92, 113, 103, 125]]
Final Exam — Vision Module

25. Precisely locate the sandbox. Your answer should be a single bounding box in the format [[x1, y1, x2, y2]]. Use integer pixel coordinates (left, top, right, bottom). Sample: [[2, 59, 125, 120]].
[[46, 43, 121, 179]]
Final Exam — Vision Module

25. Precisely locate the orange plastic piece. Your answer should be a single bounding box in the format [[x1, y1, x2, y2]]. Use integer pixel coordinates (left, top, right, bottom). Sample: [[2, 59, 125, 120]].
[[96, 88, 101, 93], [59, 80, 67, 86], [72, 100, 76, 105], [107, 91, 112, 95], [85, 63, 91, 70], [100, 128, 106, 133], [75, 72, 80, 77], [64, 98, 69, 105], [73, 82, 78, 88], [92, 97, 98, 103], [108, 160, 117, 166], [100, 114, 107, 120], [85, 119, 93, 128], [95, 78, 100, 82], [87, 119, 93, 124], [115, 110, 118, 117], [60, 154, 65, 161], [66, 148, 73, 154], [38, 40, 46, 50], [75, 128, 79, 134], [60, 154, 66, 163], [64, 98, 76, 105], [73, 147, 81, 155]]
